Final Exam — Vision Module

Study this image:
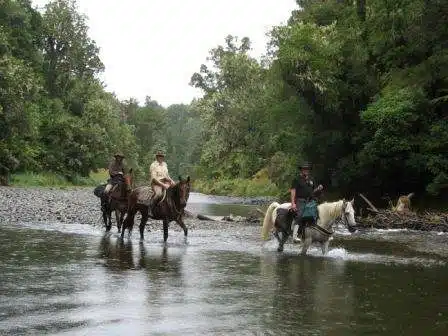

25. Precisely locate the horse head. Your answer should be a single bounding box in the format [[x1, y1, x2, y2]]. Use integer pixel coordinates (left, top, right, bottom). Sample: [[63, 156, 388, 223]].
[[177, 175, 191, 208], [125, 168, 134, 189], [342, 198, 357, 233]]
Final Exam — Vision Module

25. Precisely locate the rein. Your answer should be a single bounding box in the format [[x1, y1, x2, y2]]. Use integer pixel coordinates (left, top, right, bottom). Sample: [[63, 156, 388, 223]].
[[159, 184, 185, 218]]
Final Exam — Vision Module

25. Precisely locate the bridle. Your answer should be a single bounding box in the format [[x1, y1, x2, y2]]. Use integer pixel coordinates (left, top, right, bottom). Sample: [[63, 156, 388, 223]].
[[340, 200, 356, 232], [162, 181, 190, 218]]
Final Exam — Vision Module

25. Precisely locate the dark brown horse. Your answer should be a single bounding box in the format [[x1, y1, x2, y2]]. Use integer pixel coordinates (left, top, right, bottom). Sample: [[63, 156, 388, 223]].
[[121, 176, 191, 242], [94, 169, 134, 232]]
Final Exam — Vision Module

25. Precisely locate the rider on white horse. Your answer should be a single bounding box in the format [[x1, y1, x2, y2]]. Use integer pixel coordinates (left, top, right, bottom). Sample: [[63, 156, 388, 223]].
[[290, 162, 324, 241]]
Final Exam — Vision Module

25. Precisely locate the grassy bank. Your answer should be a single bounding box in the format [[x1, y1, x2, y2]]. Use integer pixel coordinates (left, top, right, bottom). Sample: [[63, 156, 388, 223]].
[[192, 178, 281, 198], [9, 169, 109, 188]]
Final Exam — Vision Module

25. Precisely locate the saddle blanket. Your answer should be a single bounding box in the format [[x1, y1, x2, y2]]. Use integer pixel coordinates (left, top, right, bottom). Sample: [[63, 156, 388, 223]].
[[135, 186, 154, 206]]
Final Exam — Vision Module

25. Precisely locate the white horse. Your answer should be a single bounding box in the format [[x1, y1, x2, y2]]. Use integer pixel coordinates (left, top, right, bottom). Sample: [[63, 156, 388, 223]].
[[261, 199, 357, 254]]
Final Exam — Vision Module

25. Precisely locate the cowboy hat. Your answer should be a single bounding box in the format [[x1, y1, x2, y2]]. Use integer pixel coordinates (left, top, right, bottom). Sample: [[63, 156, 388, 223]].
[[114, 152, 125, 158], [299, 161, 311, 169], [155, 150, 165, 157]]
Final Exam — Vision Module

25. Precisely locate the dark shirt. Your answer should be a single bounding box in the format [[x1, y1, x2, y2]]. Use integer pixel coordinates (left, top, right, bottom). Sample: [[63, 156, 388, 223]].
[[108, 159, 125, 177], [291, 175, 314, 200]]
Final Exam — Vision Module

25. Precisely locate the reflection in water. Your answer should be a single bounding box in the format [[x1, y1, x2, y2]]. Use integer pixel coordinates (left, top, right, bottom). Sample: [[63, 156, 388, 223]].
[[259, 254, 354, 334], [0, 224, 447, 335], [98, 234, 136, 271]]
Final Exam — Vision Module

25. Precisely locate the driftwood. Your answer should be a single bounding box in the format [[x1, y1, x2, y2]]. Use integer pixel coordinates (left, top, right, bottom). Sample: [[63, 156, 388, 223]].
[[184, 209, 261, 223], [358, 209, 448, 232], [359, 193, 379, 213]]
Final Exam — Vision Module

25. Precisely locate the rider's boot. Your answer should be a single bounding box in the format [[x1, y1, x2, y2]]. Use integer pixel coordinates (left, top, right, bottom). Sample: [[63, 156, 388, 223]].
[[292, 224, 301, 243]]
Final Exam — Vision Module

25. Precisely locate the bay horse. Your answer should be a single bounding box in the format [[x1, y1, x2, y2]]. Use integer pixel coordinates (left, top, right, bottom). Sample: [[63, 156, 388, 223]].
[[121, 176, 191, 242], [261, 199, 357, 254], [93, 169, 134, 232]]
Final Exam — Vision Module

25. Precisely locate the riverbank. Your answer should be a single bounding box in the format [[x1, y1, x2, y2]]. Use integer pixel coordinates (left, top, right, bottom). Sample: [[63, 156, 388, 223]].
[[193, 177, 281, 198], [0, 186, 263, 232], [9, 171, 108, 188]]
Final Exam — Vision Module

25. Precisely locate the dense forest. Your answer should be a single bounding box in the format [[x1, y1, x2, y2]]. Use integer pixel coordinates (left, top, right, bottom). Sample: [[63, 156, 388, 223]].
[[1, 0, 447, 202]]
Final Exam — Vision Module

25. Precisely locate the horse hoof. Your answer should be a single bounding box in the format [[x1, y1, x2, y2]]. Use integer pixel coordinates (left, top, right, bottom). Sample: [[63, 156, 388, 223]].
[[277, 246, 284, 252], [293, 237, 301, 244]]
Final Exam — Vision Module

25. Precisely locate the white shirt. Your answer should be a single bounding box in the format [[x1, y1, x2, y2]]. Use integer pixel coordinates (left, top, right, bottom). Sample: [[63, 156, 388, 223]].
[[150, 161, 170, 181]]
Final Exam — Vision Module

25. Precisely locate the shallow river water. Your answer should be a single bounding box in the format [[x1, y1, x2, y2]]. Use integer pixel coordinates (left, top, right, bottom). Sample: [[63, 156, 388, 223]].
[[0, 192, 447, 335]]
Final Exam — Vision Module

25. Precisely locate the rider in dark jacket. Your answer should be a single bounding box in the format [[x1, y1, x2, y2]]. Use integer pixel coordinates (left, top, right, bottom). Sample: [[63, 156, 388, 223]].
[[290, 162, 323, 241], [105, 152, 126, 195]]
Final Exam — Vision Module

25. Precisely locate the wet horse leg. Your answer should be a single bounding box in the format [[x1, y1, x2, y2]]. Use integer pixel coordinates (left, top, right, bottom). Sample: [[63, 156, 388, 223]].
[[106, 206, 112, 232], [321, 239, 330, 255], [163, 219, 169, 243], [139, 207, 149, 241], [114, 209, 120, 232], [121, 207, 135, 239], [301, 233, 312, 256], [117, 209, 126, 233], [277, 231, 289, 252], [176, 217, 188, 243]]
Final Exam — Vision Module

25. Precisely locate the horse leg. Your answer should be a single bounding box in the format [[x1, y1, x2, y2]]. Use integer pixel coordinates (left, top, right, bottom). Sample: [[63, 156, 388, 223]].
[[139, 208, 149, 241], [102, 208, 108, 229], [106, 208, 112, 232], [121, 207, 134, 239], [115, 209, 120, 232], [118, 210, 125, 233], [301, 234, 312, 256], [321, 240, 330, 255], [274, 229, 281, 244], [176, 218, 188, 241], [163, 219, 169, 243]]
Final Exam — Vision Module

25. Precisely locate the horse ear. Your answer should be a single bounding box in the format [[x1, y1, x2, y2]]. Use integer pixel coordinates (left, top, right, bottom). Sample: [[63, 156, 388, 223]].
[[129, 168, 133, 174], [350, 198, 354, 204], [178, 175, 182, 181], [187, 176, 190, 183]]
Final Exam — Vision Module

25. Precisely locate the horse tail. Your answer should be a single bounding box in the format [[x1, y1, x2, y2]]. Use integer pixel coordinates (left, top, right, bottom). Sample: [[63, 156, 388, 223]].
[[261, 202, 280, 240]]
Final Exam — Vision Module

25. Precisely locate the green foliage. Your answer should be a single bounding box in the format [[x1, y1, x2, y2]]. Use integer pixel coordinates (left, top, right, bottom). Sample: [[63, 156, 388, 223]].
[[10, 171, 101, 187], [193, 178, 280, 198], [190, 0, 448, 198], [2, 0, 447, 200]]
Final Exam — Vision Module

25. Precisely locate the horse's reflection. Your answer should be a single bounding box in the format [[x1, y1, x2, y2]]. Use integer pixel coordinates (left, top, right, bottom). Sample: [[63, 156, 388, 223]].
[[259, 254, 354, 331], [137, 241, 184, 279], [98, 234, 185, 279], [98, 234, 135, 271]]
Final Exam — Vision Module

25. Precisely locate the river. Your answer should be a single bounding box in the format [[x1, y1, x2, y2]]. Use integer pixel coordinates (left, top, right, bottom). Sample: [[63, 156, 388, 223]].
[[0, 191, 447, 335]]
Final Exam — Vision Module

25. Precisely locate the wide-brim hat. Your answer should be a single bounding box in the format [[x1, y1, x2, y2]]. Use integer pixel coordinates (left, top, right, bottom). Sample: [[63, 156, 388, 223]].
[[114, 152, 125, 158], [155, 150, 165, 158], [299, 161, 311, 169]]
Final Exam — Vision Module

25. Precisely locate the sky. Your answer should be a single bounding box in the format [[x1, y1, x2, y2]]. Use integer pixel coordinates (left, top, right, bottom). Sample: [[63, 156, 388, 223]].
[[32, 0, 297, 107]]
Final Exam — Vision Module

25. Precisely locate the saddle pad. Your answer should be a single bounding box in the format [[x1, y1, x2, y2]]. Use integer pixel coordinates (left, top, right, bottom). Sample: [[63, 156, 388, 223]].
[[135, 186, 153, 205]]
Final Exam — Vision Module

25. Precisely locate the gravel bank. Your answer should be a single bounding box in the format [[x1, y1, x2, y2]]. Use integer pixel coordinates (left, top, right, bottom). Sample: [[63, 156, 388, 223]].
[[0, 186, 259, 232]]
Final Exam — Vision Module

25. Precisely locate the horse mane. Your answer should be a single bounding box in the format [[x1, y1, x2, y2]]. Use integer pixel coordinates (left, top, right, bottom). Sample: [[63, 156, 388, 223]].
[[166, 179, 190, 206], [317, 200, 344, 224]]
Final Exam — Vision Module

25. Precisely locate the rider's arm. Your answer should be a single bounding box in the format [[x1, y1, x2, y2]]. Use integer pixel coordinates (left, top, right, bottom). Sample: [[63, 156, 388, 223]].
[[163, 162, 175, 184], [290, 179, 297, 208], [108, 161, 116, 176]]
